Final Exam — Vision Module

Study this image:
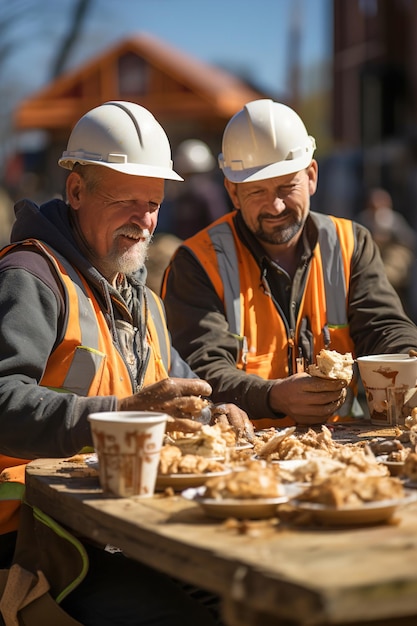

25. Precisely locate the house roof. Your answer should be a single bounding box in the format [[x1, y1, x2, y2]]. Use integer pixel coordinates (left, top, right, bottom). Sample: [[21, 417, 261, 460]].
[[13, 32, 265, 132]]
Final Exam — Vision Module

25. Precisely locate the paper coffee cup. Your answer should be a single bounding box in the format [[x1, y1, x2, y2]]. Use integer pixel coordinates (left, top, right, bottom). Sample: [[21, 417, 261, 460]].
[[357, 354, 417, 426], [88, 411, 167, 497]]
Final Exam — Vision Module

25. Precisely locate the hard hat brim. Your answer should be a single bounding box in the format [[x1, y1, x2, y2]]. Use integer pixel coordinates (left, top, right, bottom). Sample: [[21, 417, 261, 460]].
[[58, 157, 184, 181], [220, 151, 315, 183]]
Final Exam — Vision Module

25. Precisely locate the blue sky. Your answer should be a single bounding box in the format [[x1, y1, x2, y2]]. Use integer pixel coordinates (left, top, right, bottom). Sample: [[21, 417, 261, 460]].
[[0, 0, 332, 158], [4, 0, 332, 101]]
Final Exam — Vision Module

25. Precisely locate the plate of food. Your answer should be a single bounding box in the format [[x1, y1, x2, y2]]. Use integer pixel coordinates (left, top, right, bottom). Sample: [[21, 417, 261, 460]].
[[155, 469, 231, 491], [181, 460, 303, 519], [182, 486, 291, 519], [290, 490, 417, 526], [375, 454, 406, 477]]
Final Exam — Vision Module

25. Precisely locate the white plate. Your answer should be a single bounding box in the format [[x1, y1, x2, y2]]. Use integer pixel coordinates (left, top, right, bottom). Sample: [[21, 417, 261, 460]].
[[182, 485, 298, 519], [84, 453, 99, 469], [155, 469, 231, 491], [290, 489, 417, 526]]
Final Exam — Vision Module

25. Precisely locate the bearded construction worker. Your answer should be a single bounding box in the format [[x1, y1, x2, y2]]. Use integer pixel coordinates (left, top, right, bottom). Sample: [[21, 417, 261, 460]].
[[0, 101, 252, 626], [162, 99, 417, 430]]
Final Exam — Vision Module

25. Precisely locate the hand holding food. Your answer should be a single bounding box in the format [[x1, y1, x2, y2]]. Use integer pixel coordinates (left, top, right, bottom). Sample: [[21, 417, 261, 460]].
[[268, 349, 353, 424], [118, 378, 212, 432], [209, 403, 255, 443], [117, 378, 254, 439], [269, 373, 348, 424]]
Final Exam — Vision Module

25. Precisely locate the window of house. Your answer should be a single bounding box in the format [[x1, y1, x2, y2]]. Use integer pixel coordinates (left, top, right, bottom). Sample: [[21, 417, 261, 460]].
[[118, 53, 149, 96]]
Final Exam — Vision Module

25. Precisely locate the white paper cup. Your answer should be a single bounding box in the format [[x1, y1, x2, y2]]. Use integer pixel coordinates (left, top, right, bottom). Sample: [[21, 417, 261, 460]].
[[88, 411, 168, 497], [357, 355, 417, 426]]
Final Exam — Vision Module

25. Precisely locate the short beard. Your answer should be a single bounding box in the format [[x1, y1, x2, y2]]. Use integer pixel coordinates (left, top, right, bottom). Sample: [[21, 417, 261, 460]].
[[254, 213, 303, 245], [103, 226, 152, 277]]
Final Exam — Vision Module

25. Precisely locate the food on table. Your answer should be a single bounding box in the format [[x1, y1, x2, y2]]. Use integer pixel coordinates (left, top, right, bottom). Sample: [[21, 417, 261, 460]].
[[256, 427, 296, 458], [292, 447, 389, 484], [367, 436, 405, 456], [164, 423, 236, 458], [384, 447, 411, 463], [307, 349, 354, 383], [332, 445, 389, 474], [254, 425, 363, 461], [204, 461, 283, 500], [296, 471, 404, 507], [403, 452, 417, 481], [405, 408, 417, 430], [158, 444, 225, 475], [160, 417, 415, 510], [409, 425, 417, 447]]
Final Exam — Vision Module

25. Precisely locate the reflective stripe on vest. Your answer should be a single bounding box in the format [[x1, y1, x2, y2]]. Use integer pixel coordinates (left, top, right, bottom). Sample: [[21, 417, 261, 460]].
[[54, 252, 170, 383], [50, 258, 170, 378], [146, 287, 170, 375], [207, 212, 348, 336], [313, 212, 347, 327], [50, 249, 103, 395], [0, 240, 170, 397], [208, 222, 241, 337]]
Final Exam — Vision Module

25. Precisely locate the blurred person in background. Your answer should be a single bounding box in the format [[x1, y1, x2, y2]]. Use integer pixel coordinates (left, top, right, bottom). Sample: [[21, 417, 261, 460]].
[[146, 139, 232, 294], [145, 231, 182, 295], [158, 139, 231, 239], [0, 100, 253, 626], [162, 99, 417, 430], [357, 187, 416, 315]]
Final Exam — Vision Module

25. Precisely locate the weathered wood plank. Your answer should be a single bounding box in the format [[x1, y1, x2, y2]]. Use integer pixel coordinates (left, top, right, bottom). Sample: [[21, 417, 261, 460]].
[[25, 457, 417, 626]]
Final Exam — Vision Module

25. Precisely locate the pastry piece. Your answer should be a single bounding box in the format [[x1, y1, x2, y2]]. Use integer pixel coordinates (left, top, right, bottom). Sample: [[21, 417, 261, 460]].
[[297, 471, 404, 507], [165, 423, 233, 458], [158, 444, 225, 474], [308, 349, 354, 383], [405, 408, 417, 430], [204, 461, 283, 500], [403, 452, 417, 481]]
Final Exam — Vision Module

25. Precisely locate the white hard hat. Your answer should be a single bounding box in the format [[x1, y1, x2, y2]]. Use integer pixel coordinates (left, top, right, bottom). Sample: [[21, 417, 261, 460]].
[[175, 139, 216, 174], [218, 99, 316, 183], [58, 101, 183, 181]]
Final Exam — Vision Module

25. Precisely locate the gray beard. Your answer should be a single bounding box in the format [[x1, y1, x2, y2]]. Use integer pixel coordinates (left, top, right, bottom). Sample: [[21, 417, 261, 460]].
[[108, 239, 150, 276]]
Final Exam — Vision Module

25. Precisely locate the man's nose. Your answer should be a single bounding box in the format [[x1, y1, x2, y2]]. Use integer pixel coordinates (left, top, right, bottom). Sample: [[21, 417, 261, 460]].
[[272, 195, 286, 211], [132, 207, 158, 231]]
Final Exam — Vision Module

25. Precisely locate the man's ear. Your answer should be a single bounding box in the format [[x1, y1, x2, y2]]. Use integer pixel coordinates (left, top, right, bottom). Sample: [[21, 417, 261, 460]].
[[307, 160, 319, 196], [224, 178, 240, 209], [66, 172, 83, 210]]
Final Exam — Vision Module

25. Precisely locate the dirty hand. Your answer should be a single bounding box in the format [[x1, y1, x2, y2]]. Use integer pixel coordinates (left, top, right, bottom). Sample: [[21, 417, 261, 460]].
[[269, 373, 348, 425], [118, 378, 212, 433], [209, 403, 255, 443]]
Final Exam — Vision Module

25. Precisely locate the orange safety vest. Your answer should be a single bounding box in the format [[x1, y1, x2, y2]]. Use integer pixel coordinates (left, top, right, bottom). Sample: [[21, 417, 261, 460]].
[[0, 239, 171, 534], [179, 212, 357, 429]]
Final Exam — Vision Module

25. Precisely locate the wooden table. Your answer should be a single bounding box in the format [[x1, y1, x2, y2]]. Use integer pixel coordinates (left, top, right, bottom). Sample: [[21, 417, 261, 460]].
[[25, 454, 417, 626]]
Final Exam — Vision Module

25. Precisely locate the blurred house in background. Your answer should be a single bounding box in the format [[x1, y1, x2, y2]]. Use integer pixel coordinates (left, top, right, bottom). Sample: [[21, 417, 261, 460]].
[[7, 2, 417, 251], [11, 32, 265, 199]]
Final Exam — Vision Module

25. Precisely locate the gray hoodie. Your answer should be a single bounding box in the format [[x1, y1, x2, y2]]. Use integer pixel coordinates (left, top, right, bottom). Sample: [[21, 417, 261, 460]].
[[0, 198, 192, 459]]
